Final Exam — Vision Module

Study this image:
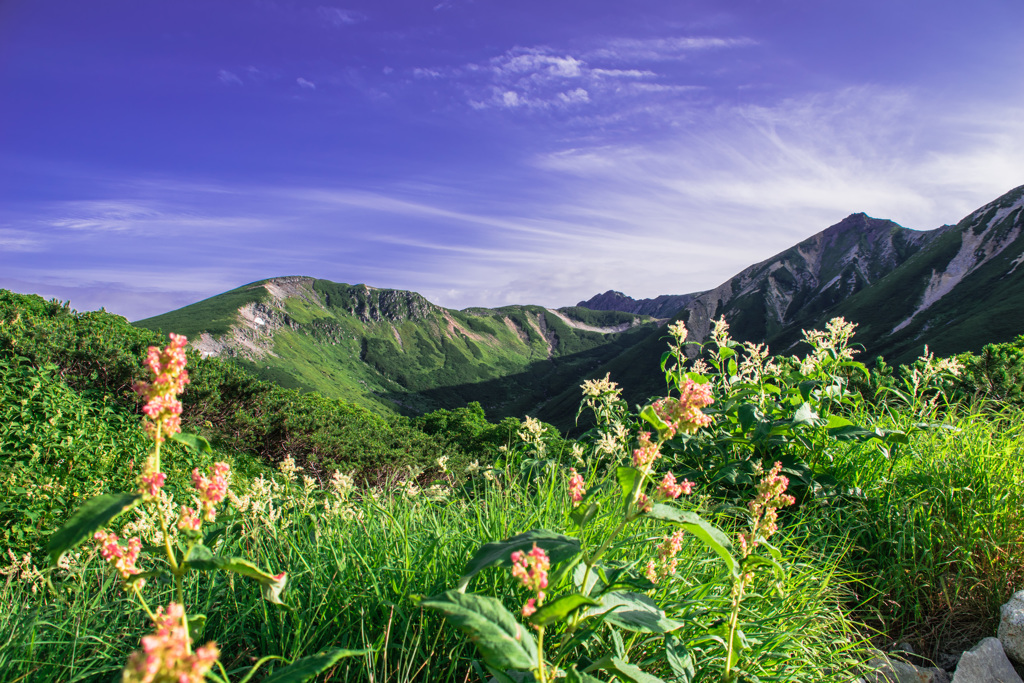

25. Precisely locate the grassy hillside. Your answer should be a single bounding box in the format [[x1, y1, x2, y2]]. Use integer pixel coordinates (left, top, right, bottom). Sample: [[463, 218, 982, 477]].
[[2, 291, 1022, 683], [136, 277, 659, 425]]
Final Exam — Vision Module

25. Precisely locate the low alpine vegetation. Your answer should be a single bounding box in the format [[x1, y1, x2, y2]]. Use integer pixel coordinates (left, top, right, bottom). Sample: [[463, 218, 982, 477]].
[[1, 290, 1021, 682]]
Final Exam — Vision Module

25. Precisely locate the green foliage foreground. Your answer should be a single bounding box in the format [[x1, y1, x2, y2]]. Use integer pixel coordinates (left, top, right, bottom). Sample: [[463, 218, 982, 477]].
[[0, 291, 1022, 682]]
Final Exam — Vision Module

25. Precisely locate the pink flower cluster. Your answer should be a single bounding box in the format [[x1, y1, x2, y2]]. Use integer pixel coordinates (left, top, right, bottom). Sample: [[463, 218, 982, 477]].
[[567, 468, 586, 505], [645, 529, 686, 584], [511, 544, 550, 618], [139, 471, 167, 498], [177, 506, 201, 532], [192, 462, 231, 522], [134, 333, 190, 444], [652, 379, 714, 438], [632, 431, 660, 469], [737, 461, 796, 557], [122, 602, 220, 683], [655, 472, 694, 501], [94, 530, 142, 580]]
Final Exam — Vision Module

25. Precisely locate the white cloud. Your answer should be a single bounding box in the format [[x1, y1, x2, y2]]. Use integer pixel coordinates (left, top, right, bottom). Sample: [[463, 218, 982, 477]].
[[297, 77, 316, 89], [589, 36, 757, 62], [316, 6, 364, 27], [217, 69, 242, 85]]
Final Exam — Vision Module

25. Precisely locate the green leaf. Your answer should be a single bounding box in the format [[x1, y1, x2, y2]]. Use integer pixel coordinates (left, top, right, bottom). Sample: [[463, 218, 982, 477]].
[[528, 593, 600, 628], [790, 402, 819, 427], [665, 634, 695, 683], [565, 666, 604, 683], [262, 648, 371, 683], [741, 554, 783, 575], [616, 467, 640, 508], [639, 405, 670, 435], [595, 656, 667, 683], [184, 544, 217, 571], [421, 590, 538, 670], [645, 504, 737, 576], [187, 614, 207, 641], [457, 530, 581, 592], [570, 500, 601, 530], [824, 415, 853, 429], [47, 492, 141, 565], [170, 431, 212, 454], [584, 591, 684, 634], [217, 557, 289, 605]]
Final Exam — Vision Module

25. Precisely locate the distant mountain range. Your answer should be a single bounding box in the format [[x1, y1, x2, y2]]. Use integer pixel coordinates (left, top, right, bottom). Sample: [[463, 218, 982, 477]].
[[136, 184, 1024, 428]]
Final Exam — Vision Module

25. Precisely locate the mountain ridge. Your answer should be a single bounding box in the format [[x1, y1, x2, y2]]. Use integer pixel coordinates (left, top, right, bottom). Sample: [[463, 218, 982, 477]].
[[134, 184, 1024, 428]]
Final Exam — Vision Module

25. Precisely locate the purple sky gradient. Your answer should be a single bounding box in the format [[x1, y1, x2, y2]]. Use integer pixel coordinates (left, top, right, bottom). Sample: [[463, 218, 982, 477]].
[[2, 0, 1023, 320]]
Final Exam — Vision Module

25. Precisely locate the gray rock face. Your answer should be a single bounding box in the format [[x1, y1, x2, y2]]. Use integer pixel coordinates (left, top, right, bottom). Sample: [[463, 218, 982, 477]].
[[951, 637, 1023, 683], [1000, 590, 1024, 664], [860, 650, 950, 683]]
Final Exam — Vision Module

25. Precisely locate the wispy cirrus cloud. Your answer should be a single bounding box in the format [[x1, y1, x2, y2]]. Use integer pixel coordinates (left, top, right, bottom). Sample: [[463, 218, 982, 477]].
[[316, 6, 366, 27], [217, 69, 242, 85], [588, 36, 756, 62]]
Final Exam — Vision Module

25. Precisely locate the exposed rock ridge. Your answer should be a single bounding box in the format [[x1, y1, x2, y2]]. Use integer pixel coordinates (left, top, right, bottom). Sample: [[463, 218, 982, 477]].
[[672, 213, 938, 346], [893, 189, 1024, 333], [576, 290, 702, 318]]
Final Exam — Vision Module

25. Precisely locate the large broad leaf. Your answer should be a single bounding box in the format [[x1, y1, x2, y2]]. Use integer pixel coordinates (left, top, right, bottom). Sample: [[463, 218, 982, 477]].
[[457, 530, 580, 592], [570, 500, 601, 530], [790, 402, 820, 427], [170, 431, 212, 454], [616, 467, 641, 508], [639, 405, 671, 438], [646, 504, 737, 577], [583, 591, 683, 634], [528, 593, 600, 628], [665, 634, 695, 683], [421, 590, 538, 671], [589, 656, 666, 683], [262, 648, 371, 683], [565, 666, 605, 682], [216, 557, 289, 605], [47, 492, 141, 565]]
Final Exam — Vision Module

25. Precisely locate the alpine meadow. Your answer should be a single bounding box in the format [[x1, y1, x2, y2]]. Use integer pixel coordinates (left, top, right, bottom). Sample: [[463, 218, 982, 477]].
[[2, 186, 1024, 682]]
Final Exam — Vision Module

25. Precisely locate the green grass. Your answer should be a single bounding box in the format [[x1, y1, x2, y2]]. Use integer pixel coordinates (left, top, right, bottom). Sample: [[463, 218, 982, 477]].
[[135, 281, 271, 338]]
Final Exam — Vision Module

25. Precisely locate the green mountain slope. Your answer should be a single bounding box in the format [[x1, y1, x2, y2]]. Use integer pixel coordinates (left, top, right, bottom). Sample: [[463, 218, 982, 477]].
[[572, 184, 1024, 407], [136, 277, 658, 421]]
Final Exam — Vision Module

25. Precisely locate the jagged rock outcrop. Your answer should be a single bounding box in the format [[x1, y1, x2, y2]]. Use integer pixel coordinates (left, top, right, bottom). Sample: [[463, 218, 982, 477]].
[[576, 290, 700, 319], [951, 638, 1023, 683]]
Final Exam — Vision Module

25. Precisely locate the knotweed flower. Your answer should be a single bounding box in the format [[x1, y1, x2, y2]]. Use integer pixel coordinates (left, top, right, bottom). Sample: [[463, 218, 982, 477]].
[[278, 455, 301, 483], [94, 530, 142, 581], [652, 379, 714, 438], [632, 432, 660, 469], [635, 493, 653, 514], [645, 529, 687, 584], [139, 471, 167, 498], [667, 321, 688, 343], [134, 333, 190, 445], [737, 461, 796, 556], [177, 506, 201, 532], [655, 472, 693, 500], [192, 462, 231, 522], [567, 468, 586, 504], [511, 544, 550, 612], [122, 602, 219, 683], [581, 373, 620, 398], [521, 597, 538, 618]]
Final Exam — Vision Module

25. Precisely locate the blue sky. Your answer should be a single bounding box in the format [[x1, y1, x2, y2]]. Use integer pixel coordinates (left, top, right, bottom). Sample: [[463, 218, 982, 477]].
[[2, 0, 1023, 321]]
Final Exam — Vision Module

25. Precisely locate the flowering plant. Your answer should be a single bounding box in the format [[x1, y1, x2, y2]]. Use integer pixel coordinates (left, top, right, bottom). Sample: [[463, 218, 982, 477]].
[[45, 334, 365, 682], [422, 323, 796, 683]]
